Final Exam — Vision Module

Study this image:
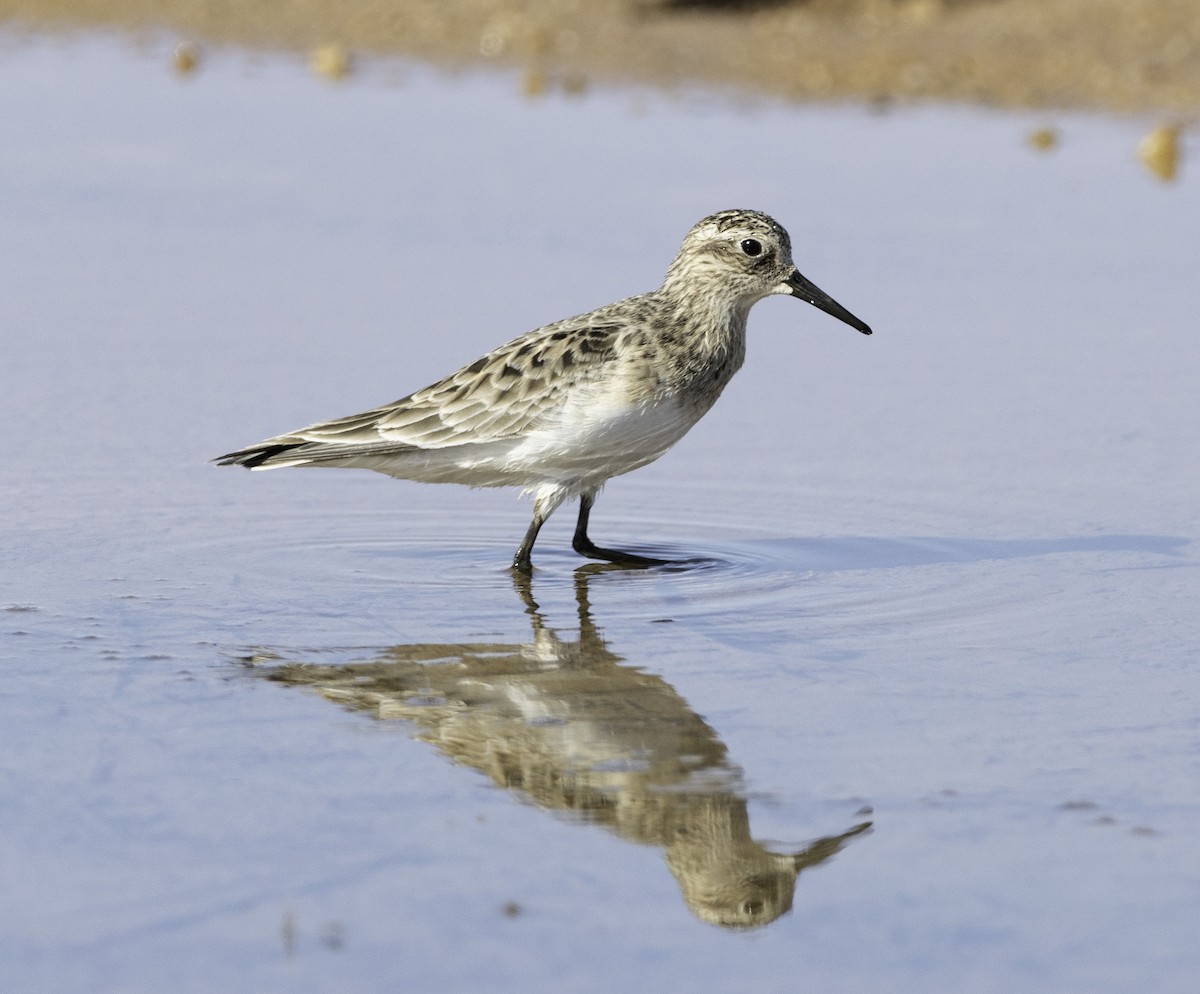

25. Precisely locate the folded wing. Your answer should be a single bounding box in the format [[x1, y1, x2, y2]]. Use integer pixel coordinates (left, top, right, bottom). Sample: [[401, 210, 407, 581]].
[[214, 318, 623, 471]]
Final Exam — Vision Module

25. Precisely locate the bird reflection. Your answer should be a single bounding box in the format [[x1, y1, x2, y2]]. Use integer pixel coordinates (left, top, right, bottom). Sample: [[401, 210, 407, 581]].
[[245, 571, 870, 929]]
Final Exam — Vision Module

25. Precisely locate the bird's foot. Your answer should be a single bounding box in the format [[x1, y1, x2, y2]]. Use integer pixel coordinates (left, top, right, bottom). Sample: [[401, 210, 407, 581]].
[[572, 537, 668, 568]]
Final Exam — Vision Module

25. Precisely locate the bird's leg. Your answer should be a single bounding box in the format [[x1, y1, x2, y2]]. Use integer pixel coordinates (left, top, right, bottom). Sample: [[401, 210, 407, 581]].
[[572, 492, 666, 566], [512, 510, 546, 573], [512, 488, 568, 573]]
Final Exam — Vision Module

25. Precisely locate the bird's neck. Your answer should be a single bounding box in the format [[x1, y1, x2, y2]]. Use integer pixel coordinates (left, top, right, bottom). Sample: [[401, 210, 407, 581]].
[[644, 294, 748, 402], [663, 284, 753, 357]]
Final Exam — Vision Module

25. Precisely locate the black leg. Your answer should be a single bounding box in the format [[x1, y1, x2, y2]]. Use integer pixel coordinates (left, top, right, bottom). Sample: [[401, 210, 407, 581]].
[[512, 511, 545, 573], [572, 492, 665, 566]]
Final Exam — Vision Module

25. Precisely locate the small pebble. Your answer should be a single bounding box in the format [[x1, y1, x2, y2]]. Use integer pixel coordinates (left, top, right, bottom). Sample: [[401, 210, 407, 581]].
[[1138, 123, 1181, 181], [1028, 127, 1058, 151], [312, 43, 352, 80], [173, 41, 200, 75]]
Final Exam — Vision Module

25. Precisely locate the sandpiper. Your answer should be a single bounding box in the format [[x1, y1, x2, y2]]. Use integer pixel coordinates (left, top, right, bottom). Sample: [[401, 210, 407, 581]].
[[216, 210, 872, 571]]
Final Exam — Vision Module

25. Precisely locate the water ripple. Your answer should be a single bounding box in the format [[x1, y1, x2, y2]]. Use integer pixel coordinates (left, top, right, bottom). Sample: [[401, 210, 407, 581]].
[[202, 495, 1187, 644]]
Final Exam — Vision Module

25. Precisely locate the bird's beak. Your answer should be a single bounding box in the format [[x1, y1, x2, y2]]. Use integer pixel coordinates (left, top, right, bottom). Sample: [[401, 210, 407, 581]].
[[785, 269, 872, 336]]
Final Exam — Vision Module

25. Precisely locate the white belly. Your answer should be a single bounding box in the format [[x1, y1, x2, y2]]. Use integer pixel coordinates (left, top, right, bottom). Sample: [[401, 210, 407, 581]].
[[502, 394, 700, 489]]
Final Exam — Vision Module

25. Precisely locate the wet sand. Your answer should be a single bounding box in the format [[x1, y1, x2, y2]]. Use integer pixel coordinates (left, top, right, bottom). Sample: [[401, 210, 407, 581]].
[[2, 0, 1199, 113]]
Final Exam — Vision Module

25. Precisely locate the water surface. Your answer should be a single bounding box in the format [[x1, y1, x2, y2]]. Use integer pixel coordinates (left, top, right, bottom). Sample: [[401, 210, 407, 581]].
[[2, 34, 1198, 994]]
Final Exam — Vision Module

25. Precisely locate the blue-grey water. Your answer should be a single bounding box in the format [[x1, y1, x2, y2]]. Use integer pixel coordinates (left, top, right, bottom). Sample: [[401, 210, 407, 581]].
[[2, 33, 1198, 993]]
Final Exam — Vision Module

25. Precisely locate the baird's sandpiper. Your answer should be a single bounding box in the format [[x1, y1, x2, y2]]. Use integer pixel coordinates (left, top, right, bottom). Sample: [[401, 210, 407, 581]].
[[216, 209, 872, 571]]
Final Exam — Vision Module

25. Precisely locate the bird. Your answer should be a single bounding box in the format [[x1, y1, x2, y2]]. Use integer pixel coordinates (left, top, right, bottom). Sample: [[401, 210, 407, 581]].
[[215, 209, 872, 571]]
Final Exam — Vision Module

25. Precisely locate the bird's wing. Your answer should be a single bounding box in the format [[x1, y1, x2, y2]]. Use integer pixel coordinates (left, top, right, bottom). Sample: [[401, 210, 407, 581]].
[[216, 314, 627, 467]]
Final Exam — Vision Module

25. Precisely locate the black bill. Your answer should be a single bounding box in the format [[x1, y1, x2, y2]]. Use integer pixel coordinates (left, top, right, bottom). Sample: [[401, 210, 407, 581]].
[[787, 269, 872, 336]]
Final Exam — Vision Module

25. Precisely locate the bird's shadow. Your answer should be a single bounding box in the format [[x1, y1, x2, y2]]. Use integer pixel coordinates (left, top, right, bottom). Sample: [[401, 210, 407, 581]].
[[746, 532, 1192, 572], [560, 532, 1191, 576]]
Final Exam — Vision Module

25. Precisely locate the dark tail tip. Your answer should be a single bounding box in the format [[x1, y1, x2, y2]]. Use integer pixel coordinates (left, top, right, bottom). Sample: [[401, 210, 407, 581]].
[[213, 443, 301, 469]]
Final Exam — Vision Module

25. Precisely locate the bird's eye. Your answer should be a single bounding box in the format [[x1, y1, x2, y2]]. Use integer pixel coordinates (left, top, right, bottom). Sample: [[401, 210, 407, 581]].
[[740, 238, 763, 257]]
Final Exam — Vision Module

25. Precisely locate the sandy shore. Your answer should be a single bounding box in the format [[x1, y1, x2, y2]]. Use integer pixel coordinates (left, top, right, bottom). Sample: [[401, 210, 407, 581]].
[[2, 0, 1198, 114]]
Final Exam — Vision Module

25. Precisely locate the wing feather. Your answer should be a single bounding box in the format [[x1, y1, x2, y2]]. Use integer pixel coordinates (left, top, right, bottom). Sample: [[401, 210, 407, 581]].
[[215, 310, 631, 469]]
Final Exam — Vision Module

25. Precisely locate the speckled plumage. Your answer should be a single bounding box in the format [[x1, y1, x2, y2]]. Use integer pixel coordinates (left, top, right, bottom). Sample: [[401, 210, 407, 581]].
[[216, 210, 872, 570]]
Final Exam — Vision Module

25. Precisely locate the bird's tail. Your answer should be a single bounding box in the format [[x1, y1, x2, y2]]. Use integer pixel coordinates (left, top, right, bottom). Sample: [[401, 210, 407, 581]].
[[213, 442, 309, 469]]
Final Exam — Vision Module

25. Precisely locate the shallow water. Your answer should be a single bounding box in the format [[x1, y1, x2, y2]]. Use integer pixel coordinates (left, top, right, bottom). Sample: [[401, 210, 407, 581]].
[[2, 33, 1198, 994]]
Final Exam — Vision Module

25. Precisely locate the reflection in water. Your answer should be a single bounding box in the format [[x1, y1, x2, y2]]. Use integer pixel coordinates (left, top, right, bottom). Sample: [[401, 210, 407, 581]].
[[245, 572, 870, 929]]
